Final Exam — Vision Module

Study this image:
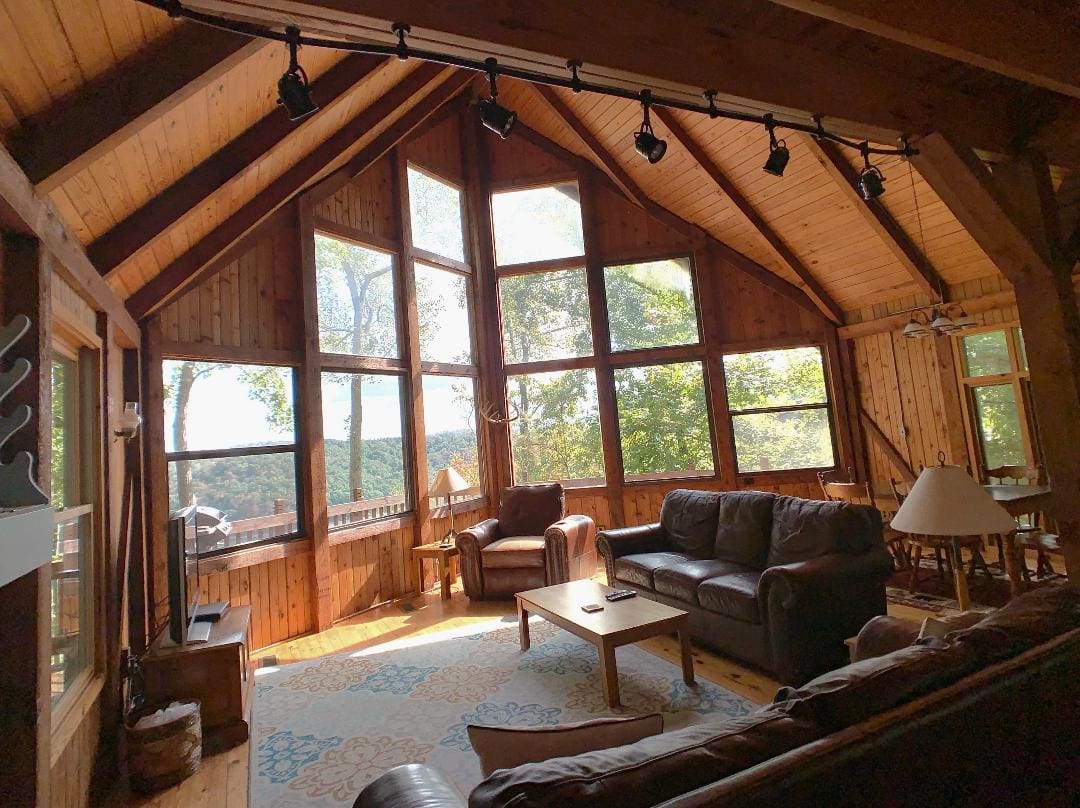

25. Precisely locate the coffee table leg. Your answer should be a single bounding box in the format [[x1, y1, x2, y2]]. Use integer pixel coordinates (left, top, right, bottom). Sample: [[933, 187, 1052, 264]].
[[517, 599, 531, 651], [600, 642, 620, 708], [678, 625, 695, 685]]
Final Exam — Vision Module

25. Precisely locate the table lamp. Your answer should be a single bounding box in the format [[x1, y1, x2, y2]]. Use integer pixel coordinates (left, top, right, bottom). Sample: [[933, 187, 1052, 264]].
[[430, 466, 470, 545]]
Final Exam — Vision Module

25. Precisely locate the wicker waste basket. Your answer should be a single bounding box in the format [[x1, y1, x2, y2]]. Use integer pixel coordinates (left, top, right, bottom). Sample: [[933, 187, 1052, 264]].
[[125, 700, 202, 793]]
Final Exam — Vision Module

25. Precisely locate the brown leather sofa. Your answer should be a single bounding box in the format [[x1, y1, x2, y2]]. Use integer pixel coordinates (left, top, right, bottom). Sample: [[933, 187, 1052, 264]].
[[597, 489, 892, 684], [456, 483, 596, 600], [354, 585, 1080, 808]]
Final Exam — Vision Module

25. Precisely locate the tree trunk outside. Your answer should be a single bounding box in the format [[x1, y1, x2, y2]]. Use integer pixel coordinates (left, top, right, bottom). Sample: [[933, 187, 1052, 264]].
[[174, 361, 196, 508]]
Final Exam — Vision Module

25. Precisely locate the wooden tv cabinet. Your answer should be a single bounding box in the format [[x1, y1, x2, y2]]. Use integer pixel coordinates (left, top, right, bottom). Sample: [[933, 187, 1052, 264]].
[[141, 605, 252, 753]]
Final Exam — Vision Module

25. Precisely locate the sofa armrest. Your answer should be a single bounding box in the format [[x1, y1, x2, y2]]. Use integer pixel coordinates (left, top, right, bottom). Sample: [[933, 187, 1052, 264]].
[[852, 615, 921, 662], [545, 514, 597, 584], [760, 549, 893, 610], [456, 518, 501, 599], [596, 523, 665, 585], [352, 764, 466, 808]]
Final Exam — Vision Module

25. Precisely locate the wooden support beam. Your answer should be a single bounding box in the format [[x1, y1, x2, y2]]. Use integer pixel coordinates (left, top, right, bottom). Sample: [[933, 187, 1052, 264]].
[[838, 289, 1020, 339], [0, 143, 138, 346], [801, 134, 944, 299], [859, 407, 916, 483], [763, 0, 1080, 100], [7, 26, 263, 192], [913, 133, 1080, 576], [126, 65, 468, 320], [89, 54, 384, 277], [655, 107, 844, 323], [525, 87, 828, 322]]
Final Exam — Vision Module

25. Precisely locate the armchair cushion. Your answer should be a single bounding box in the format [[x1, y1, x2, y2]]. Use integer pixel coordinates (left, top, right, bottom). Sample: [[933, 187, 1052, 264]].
[[714, 490, 775, 568], [767, 496, 879, 567], [612, 552, 690, 589], [653, 560, 747, 605], [698, 570, 763, 624], [499, 483, 564, 537], [659, 489, 722, 559], [481, 536, 546, 569]]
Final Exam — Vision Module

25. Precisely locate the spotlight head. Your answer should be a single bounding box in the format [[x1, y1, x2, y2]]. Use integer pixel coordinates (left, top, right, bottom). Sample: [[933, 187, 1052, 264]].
[[763, 141, 790, 177], [277, 69, 318, 122], [858, 165, 886, 200], [634, 130, 667, 163], [479, 97, 517, 138]]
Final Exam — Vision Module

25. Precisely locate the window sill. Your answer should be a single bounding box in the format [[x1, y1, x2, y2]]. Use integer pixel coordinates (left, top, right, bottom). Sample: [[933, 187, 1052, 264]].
[[329, 513, 415, 545], [735, 467, 836, 486], [51, 670, 105, 766], [197, 536, 312, 574]]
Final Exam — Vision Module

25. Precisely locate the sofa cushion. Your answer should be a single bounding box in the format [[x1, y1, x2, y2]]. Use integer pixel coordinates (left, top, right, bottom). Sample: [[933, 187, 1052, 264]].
[[714, 490, 775, 568], [698, 571, 763, 624], [468, 714, 664, 777], [767, 496, 878, 567], [659, 489, 722, 559], [481, 536, 546, 568], [469, 708, 822, 808], [500, 483, 564, 537], [772, 640, 981, 731], [948, 584, 1080, 663], [653, 560, 747, 604], [612, 552, 690, 589]]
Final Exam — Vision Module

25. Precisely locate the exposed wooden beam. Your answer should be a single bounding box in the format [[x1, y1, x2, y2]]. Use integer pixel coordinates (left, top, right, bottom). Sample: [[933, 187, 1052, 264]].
[[127, 65, 470, 320], [89, 54, 384, 277], [7, 25, 262, 192], [763, 0, 1080, 100], [859, 407, 916, 483], [654, 107, 844, 323], [838, 290, 1017, 340], [801, 134, 944, 299], [528, 84, 831, 322], [0, 142, 139, 346]]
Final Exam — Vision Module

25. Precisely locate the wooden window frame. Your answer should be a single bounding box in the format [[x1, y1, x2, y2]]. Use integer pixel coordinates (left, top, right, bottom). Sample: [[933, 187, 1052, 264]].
[[406, 161, 470, 271], [720, 343, 842, 477], [489, 179, 587, 270], [602, 253, 704, 355]]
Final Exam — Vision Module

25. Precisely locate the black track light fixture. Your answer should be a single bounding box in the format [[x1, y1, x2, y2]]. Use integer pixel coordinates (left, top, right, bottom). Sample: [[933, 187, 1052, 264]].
[[392, 22, 410, 60], [634, 90, 667, 164], [857, 141, 886, 200], [478, 57, 517, 138], [762, 114, 790, 177], [277, 26, 318, 122], [703, 89, 720, 118], [567, 60, 584, 94]]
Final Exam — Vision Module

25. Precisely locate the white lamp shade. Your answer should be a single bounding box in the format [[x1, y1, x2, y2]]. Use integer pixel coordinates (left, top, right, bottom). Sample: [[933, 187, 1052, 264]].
[[891, 464, 1016, 536], [430, 466, 470, 497]]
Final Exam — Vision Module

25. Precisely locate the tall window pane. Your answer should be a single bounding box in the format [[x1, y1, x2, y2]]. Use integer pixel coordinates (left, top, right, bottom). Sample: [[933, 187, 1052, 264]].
[[962, 330, 1010, 377], [973, 384, 1025, 469], [731, 411, 835, 473], [51, 355, 79, 508], [614, 362, 713, 481], [499, 269, 593, 364], [491, 183, 585, 265], [315, 233, 398, 358], [415, 262, 472, 364], [422, 375, 480, 499], [507, 369, 604, 486], [723, 347, 827, 410], [604, 258, 698, 351], [322, 373, 409, 528], [408, 165, 465, 262]]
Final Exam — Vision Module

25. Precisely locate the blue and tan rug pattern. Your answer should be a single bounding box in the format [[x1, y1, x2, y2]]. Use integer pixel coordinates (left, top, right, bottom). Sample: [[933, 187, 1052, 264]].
[[250, 617, 755, 807]]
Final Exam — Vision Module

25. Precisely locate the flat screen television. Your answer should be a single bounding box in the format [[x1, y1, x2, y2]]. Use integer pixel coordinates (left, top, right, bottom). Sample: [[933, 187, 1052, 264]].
[[166, 512, 202, 644]]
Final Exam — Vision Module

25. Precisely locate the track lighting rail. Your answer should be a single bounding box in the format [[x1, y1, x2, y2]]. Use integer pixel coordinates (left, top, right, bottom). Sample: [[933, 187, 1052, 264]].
[[147, 0, 917, 158]]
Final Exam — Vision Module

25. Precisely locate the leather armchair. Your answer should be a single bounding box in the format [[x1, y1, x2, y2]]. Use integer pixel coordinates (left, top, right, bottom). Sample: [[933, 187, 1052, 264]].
[[456, 484, 597, 600]]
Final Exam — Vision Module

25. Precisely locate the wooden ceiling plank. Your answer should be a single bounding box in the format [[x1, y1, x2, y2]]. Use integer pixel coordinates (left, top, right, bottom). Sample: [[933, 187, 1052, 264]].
[[127, 65, 471, 320], [800, 134, 944, 298], [8, 24, 264, 193], [763, 0, 1080, 100], [654, 106, 844, 323], [87, 53, 385, 276]]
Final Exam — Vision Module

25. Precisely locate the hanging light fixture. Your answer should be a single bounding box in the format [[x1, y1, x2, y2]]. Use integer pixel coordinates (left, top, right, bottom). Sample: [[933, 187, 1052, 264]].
[[277, 26, 318, 122], [478, 57, 517, 138], [951, 307, 977, 329], [902, 316, 932, 339], [633, 90, 667, 163], [857, 142, 886, 199], [762, 114, 790, 177], [928, 307, 956, 331]]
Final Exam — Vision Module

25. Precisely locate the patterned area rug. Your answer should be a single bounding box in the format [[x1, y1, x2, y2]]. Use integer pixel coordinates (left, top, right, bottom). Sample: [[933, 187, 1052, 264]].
[[251, 617, 755, 807]]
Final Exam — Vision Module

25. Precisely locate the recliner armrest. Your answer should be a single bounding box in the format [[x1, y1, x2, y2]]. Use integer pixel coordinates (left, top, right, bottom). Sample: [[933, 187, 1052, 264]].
[[352, 763, 466, 808], [760, 549, 893, 609], [596, 523, 665, 561], [456, 518, 501, 553], [545, 514, 597, 583]]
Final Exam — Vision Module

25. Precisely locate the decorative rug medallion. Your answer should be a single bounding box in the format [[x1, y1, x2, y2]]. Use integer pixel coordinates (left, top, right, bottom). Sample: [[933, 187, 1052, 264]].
[[250, 617, 755, 807]]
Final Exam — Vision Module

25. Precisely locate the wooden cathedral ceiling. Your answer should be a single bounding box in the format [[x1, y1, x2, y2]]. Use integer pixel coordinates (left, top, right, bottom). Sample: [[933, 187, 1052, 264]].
[[0, 0, 1074, 317]]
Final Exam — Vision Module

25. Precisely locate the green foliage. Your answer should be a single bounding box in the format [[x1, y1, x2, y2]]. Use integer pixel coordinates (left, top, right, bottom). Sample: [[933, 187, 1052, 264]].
[[604, 260, 697, 351], [499, 269, 592, 364], [509, 370, 603, 484]]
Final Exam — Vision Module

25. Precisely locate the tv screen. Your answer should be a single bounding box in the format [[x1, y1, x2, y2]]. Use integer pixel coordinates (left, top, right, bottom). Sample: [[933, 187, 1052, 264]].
[[166, 511, 201, 644]]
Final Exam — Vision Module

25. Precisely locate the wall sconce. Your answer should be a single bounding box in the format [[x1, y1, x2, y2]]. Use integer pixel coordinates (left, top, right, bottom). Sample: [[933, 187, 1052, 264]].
[[114, 401, 142, 442]]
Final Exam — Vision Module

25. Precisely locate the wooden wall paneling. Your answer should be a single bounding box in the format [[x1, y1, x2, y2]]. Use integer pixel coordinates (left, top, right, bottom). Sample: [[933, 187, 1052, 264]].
[[404, 112, 464, 182], [314, 155, 399, 241]]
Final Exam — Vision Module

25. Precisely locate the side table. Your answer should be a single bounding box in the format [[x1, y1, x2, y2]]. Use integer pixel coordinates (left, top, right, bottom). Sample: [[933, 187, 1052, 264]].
[[412, 541, 460, 600]]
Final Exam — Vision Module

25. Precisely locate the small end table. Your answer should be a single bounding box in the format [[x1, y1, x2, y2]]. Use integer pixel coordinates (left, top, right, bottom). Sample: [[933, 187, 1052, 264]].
[[412, 541, 460, 600]]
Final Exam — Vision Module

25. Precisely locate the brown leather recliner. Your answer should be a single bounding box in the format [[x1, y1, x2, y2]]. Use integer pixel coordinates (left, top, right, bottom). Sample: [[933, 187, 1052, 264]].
[[456, 483, 597, 600]]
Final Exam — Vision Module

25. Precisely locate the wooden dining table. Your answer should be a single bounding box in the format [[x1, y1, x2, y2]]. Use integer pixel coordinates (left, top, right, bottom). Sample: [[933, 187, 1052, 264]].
[[985, 484, 1053, 597]]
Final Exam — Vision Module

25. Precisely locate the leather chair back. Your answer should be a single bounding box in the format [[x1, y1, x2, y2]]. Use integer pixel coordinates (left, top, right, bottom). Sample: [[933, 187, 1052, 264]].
[[500, 483, 564, 536]]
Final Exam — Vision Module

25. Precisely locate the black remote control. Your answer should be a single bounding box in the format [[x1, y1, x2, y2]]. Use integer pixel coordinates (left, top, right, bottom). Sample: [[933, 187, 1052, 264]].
[[605, 589, 637, 601]]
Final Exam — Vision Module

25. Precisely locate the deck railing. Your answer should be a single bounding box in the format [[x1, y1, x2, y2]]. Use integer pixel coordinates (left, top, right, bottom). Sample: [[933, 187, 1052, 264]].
[[217, 494, 410, 549]]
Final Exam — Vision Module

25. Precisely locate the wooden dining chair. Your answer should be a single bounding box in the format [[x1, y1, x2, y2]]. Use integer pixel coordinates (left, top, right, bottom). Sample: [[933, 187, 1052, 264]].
[[818, 471, 907, 570], [984, 464, 1054, 576]]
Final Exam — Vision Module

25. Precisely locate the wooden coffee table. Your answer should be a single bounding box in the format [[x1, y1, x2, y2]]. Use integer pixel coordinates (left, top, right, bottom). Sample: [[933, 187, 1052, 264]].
[[516, 579, 695, 708]]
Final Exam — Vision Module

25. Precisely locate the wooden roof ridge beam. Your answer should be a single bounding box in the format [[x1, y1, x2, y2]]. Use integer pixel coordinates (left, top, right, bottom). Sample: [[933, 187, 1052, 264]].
[[8, 25, 264, 193], [799, 134, 944, 299], [89, 53, 387, 278], [654, 106, 844, 324], [127, 65, 470, 320], [763, 0, 1080, 100]]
